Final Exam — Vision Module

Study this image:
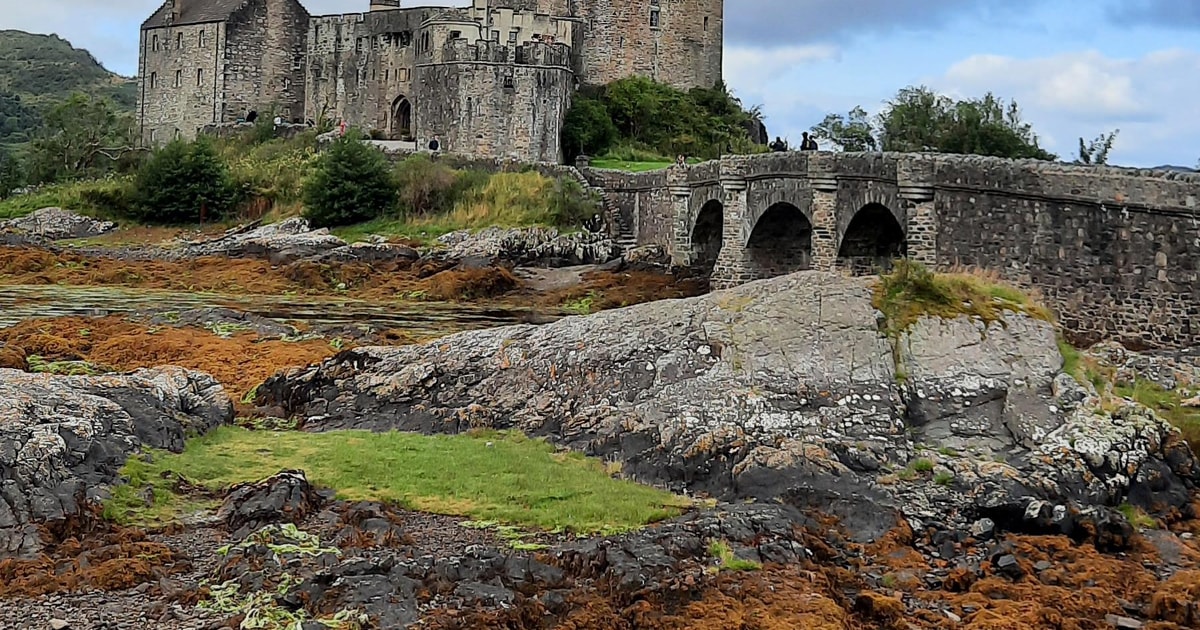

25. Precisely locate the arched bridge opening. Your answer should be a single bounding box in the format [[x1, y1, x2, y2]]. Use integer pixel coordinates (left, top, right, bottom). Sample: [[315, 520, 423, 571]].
[[747, 202, 813, 277], [837, 203, 907, 275], [691, 200, 724, 274]]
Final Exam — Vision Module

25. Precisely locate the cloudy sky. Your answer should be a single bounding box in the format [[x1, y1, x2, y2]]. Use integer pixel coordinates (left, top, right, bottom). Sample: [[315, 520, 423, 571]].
[[4, 0, 1199, 167]]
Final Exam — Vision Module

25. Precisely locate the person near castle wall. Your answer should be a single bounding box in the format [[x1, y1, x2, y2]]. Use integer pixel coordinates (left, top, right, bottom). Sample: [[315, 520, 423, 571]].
[[800, 132, 819, 151], [429, 135, 441, 153]]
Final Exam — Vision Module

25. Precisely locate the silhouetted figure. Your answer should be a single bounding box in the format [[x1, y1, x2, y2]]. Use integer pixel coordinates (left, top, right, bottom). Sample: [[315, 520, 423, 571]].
[[428, 135, 441, 152], [800, 132, 819, 151], [246, 110, 258, 124], [769, 136, 788, 152]]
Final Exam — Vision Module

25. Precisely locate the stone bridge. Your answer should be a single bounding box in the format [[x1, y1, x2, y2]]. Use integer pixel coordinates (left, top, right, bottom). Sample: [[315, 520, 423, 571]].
[[581, 152, 1200, 348]]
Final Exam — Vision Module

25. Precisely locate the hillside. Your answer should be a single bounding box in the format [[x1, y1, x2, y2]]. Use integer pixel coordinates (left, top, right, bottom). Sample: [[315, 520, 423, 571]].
[[0, 30, 136, 147]]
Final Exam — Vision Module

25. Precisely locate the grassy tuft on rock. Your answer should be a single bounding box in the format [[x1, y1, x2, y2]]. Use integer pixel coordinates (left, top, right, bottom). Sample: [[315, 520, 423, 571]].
[[1115, 380, 1200, 453], [706, 540, 762, 572], [873, 259, 1053, 336], [104, 427, 690, 534]]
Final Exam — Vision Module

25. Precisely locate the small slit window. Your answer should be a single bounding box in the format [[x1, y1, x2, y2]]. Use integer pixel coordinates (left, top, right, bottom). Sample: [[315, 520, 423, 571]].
[[650, 9, 660, 28], [196, 68, 203, 86], [174, 69, 182, 87], [149, 72, 157, 88]]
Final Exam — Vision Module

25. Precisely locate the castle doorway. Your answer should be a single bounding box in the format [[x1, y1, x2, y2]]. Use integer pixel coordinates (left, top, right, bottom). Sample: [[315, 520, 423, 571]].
[[390, 96, 412, 140]]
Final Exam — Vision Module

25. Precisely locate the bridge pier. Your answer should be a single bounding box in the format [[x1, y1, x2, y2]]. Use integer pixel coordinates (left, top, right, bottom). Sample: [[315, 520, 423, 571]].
[[898, 157, 937, 267], [809, 175, 839, 270], [668, 182, 693, 267], [710, 166, 752, 289]]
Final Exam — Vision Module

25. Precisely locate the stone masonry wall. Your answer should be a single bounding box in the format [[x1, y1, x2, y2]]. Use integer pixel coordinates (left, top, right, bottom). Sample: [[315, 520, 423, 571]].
[[414, 42, 573, 163], [575, 0, 722, 89], [581, 167, 671, 241], [222, 0, 309, 124], [305, 9, 433, 135], [139, 22, 224, 143]]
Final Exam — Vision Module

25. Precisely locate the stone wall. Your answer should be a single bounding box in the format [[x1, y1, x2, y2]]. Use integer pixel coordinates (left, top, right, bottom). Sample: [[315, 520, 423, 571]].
[[575, 0, 723, 89], [222, 0, 309, 125], [306, 9, 432, 136], [581, 167, 672, 241], [138, 22, 224, 143], [593, 151, 1200, 348], [414, 41, 573, 163]]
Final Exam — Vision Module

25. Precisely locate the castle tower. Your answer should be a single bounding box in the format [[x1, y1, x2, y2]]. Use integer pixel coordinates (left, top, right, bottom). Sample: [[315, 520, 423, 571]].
[[573, 0, 723, 89]]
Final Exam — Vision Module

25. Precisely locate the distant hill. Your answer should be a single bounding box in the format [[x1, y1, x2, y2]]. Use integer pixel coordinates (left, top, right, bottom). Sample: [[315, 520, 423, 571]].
[[0, 30, 136, 148]]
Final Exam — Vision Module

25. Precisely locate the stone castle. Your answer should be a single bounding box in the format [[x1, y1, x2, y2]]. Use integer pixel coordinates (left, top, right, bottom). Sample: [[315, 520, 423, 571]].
[[137, 0, 723, 162]]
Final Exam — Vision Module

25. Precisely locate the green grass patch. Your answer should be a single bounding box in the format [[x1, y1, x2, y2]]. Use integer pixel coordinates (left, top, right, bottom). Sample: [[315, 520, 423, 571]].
[[0, 177, 133, 220], [1117, 502, 1158, 529], [873, 260, 1053, 337], [26, 354, 107, 376], [1115, 380, 1200, 452], [706, 540, 762, 572], [933, 471, 954, 486], [589, 159, 675, 172], [104, 427, 690, 534]]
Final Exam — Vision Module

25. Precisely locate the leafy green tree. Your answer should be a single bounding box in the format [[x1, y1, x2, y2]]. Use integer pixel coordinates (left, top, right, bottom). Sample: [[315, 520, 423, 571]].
[[302, 131, 395, 227], [130, 137, 237, 224], [1077, 130, 1118, 165], [811, 86, 1056, 161], [810, 106, 878, 152], [0, 149, 25, 199], [25, 93, 141, 184], [561, 98, 618, 161]]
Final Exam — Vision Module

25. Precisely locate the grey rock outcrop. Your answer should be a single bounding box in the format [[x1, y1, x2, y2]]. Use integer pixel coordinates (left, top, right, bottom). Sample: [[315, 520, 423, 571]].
[[435, 226, 619, 267], [180, 218, 347, 264], [0, 207, 116, 241], [0, 367, 233, 558], [262, 272, 1200, 541]]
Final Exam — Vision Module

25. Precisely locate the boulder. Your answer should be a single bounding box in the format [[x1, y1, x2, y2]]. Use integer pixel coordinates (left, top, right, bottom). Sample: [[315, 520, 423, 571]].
[[435, 227, 619, 267], [217, 470, 327, 539], [0, 207, 116, 241], [261, 271, 1200, 539], [0, 366, 233, 558], [181, 218, 347, 264]]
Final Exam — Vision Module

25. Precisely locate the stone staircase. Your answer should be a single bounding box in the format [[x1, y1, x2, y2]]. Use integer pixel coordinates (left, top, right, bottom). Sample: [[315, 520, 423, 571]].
[[562, 166, 637, 254]]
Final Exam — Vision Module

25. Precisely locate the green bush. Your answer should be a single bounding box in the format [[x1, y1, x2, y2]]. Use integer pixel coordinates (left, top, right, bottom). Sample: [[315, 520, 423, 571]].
[[128, 137, 237, 224], [302, 132, 396, 228], [392, 153, 463, 217], [0, 150, 25, 199], [561, 98, 618, 161]]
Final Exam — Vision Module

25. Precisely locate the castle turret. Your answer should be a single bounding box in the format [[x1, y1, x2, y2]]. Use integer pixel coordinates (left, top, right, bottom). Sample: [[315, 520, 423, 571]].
[[574, 0, 723, 89]]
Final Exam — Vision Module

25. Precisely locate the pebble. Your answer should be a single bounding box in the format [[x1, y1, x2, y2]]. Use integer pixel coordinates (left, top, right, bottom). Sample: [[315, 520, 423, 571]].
[[49, 621, 70, 630]]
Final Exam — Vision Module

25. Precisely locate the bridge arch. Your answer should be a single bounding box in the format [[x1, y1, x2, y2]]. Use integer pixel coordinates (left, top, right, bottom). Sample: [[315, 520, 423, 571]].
[[747, 202, 813, 277], [690, 199, 724, 273], [837, 203, 907, 275]]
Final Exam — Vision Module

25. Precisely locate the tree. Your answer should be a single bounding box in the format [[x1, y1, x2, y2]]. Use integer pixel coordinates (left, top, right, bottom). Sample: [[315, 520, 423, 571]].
[[130, 137, 237, 224], [0, 149, 24, 199], [561, 98, 618, 161], [1077, 130, 1118, 165], [810, 106, 878, 152], [302, 131, 395, 228], [811, 86, 1056, 161], [25, 93, 141, 184]]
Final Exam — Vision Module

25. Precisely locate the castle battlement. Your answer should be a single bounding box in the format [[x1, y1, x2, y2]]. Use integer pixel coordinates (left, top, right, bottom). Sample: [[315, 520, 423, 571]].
[[136, 0, 724, 162]]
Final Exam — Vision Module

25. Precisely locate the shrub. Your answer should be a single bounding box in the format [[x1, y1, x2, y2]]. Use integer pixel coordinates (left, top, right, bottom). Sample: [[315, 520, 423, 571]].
[[302, 131, 395, 228], [561, 98, 618, 161], [393, 154, 464, 216], [129, 138, 237, 224], [0, 151, 25, 199]]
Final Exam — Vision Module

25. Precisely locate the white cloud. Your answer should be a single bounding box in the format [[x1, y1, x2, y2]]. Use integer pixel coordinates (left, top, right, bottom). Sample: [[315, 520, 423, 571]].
[[724, 44, 840, 88], [931, 48, 1200, 165]]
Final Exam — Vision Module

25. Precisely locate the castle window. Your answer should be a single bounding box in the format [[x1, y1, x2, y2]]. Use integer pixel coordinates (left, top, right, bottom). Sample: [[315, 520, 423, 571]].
[[508, 30, 518, 43], [177, 32, 183, 49], [384, 69, 390, 82], [149, 128, 157, 142], [174, 70, 182, 87], [152, 34, 159, 51], [356, 38, 364, 53], [199, 31, 206, 47], [283, 77, 291, 90], [704, 16, 709, 31], [450, 30, 461, 40], [650, 9, 660, 28], [399, 68, 409, 82], [491, 30, 499, 43], [197, 68, 203, 86], [149, 72, 158, 88]]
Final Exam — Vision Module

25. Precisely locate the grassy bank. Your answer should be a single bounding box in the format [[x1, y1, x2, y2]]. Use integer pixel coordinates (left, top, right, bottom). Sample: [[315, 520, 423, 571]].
[[105, 427, 690, 534], [873, 260, 1052, 336]]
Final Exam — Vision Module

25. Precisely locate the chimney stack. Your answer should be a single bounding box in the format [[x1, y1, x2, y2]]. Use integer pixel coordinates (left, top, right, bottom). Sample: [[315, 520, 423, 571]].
[[171, 0, 182, 20]]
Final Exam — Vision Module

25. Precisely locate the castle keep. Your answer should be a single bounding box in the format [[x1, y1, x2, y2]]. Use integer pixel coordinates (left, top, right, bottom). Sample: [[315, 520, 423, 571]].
[[137, 0, 724, 162]]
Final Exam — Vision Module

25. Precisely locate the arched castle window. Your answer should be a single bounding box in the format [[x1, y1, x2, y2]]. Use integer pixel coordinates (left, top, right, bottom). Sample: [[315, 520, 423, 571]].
[[149, 72, 157, 88], [152, 34, 159, 51], [199, 30, 206, 47], [174, 69, 182, 87], [177, 32, 183, 49]]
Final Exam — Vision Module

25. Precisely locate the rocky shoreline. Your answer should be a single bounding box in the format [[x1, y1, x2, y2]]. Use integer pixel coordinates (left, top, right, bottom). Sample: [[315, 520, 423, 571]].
[[1, 217, 1199, 628]]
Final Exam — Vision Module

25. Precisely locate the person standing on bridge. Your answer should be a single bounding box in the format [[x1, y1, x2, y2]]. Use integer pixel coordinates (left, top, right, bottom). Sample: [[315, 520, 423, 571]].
[[800, 132, 819, 151]]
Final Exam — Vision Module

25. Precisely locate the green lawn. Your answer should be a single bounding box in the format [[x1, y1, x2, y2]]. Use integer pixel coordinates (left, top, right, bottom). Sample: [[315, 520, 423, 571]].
[[105, 427, 690, 534], [589, 159, 676, 172]]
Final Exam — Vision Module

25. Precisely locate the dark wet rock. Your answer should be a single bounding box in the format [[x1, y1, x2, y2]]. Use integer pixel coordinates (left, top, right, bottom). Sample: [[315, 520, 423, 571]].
[[261, 271, 1200, 540], [217, 470, 328, 539], [0, 207, 116, 241], [217, 503, 810, 628], [0, 366, 233, 559], [137, 307, 299, 339], [435, 227, 619, 267], [309, 242, 420, 264]]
